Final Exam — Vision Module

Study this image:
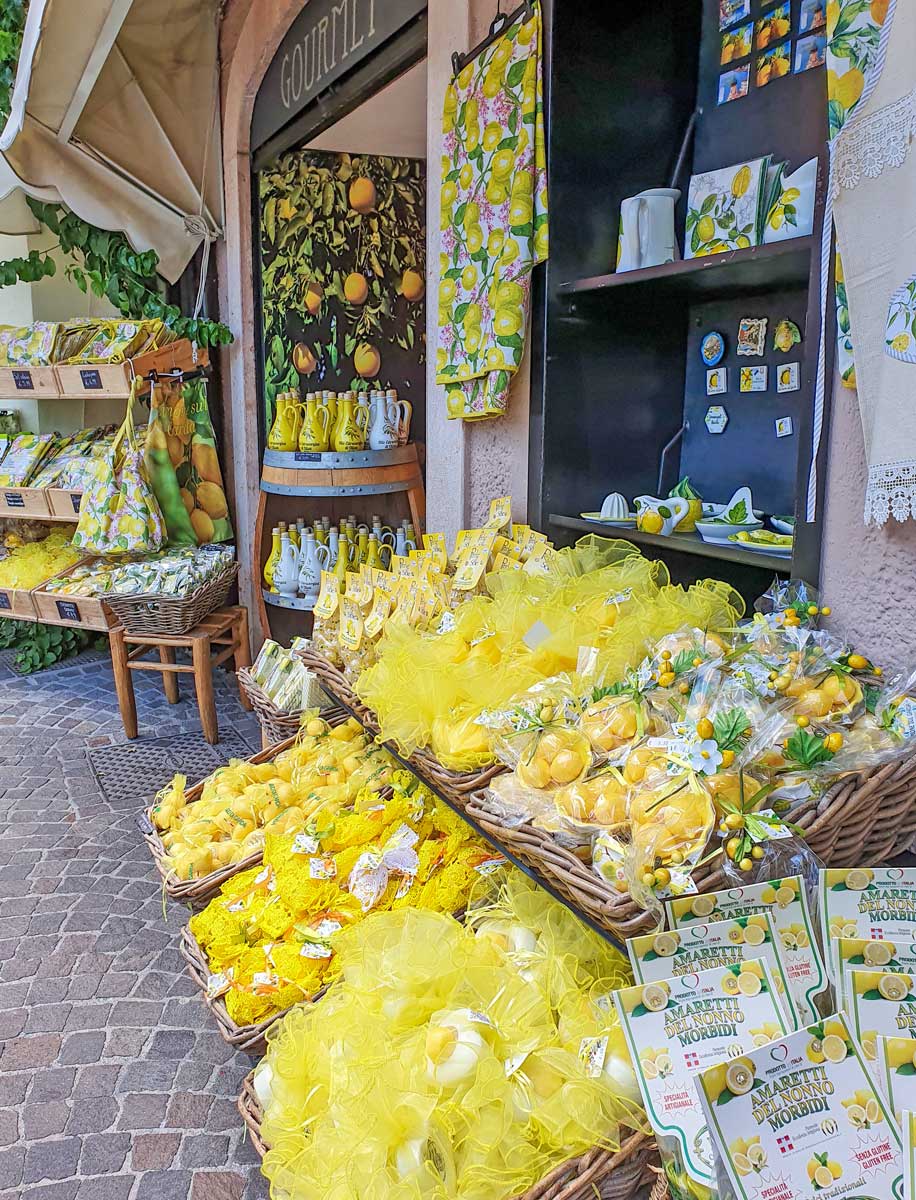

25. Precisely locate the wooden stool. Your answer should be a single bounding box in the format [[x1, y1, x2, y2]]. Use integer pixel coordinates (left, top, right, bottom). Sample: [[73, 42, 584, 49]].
[[109, 606, 253, 745]]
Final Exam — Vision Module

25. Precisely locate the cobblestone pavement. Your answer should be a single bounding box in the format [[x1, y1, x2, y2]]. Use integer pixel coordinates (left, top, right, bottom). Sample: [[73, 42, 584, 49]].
[[0, 651, 271, 1200]]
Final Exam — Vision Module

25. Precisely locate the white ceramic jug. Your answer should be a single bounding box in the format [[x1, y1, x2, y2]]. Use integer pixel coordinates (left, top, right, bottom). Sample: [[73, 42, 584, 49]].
[[394, 525, 416, 557], [273, 532, 300, 597], [372, 515, 396, 547], [616, 188, 681, 272], [368, 393, 399, 450], [297, 531, 330, 600]]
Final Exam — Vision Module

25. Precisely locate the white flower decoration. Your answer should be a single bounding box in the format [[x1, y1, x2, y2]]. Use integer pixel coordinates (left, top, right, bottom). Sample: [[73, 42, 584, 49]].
[[688, 739, 723, 775]]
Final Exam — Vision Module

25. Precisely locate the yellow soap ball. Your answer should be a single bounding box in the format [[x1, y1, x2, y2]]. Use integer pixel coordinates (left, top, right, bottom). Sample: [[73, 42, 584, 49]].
[[550, 749, 586, 785], [517, 755, 552, 790]]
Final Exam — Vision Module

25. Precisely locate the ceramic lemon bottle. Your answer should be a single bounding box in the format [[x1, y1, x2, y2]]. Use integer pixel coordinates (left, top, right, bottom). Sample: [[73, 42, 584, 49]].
[[332, 392, 369, 452], [267, 393, 300, 451], [264, 526, 282, 591], [365, 533, 391, 570], [299, 393, 331, 453]]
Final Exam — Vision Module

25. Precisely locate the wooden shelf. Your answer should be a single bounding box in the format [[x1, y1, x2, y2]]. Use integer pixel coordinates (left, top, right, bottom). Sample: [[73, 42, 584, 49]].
[[0, 488, 82, 521], [549, 513, 793, 572], [262, 589, 315, 612], [557, 237, 813, 302]]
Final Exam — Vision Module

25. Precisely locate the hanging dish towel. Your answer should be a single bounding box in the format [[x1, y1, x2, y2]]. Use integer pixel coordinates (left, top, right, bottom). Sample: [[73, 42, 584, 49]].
[[73, 379, 167, 555], [436, 2, 548, 421], [828, 1, 916, 523]]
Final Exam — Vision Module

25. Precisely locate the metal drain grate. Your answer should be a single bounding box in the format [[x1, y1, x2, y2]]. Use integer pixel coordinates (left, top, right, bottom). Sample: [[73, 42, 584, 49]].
[[0, 644, 109, 680], [88, 724, 261, 804]]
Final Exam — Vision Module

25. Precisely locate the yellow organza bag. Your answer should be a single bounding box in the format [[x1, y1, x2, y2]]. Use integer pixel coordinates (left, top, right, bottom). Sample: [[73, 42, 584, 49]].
[[72, 380, 166, 555]]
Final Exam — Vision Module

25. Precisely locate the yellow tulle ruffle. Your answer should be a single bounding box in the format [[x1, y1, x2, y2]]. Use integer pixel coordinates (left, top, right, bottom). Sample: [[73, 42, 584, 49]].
[[255, 873, 646, 1199]]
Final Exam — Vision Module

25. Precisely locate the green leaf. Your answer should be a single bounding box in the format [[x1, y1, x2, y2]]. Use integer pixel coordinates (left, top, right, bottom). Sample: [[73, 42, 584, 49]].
[[713, 708, 752, 752], [507, 60, 526, 88], [725, 498, 749, 523]]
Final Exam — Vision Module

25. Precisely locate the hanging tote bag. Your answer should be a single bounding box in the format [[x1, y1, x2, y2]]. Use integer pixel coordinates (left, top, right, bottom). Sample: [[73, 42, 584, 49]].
[[72, 379, 166, 555]]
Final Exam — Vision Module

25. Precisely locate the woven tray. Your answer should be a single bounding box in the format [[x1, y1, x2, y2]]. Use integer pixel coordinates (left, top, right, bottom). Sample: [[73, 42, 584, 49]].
[[104, 561, 239, 636], [237, 1069, 659, 1199], [140, 708, 351, 908], [237, 667, 309, 746], [180, 927, 301, 1055]]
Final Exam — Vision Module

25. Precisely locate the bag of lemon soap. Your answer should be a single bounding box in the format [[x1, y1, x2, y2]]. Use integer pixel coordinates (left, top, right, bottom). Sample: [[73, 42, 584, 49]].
[[615, 962, 790, 1199], [876, 1036, 916, 1120], [696, 1012, 901, 1200], [669, 876, 828, 1026], [847, 968, 916, 1061], [833, 937, 916, 1013], [628, 914, 797, 1030], [819, 868, 916, 982]]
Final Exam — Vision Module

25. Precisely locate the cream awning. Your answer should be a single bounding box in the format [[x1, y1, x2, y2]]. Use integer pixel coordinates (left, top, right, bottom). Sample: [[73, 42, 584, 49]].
[[0, 0, 223, 283]]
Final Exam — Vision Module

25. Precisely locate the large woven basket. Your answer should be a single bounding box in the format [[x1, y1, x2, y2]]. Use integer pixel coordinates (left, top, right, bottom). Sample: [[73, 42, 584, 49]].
[[140, 709, 351, 907], [237, 1069, 659, 1199], [237, 667, 311, 746], [296, 648, 504, 800], [180, 927, 303, 1055], [104, 561, 239, 636], [294, 652, 916, 943]]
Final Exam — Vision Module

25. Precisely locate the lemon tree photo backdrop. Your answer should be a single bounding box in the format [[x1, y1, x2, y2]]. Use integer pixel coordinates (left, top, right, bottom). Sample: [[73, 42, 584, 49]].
[[258, 149, 426, 439]]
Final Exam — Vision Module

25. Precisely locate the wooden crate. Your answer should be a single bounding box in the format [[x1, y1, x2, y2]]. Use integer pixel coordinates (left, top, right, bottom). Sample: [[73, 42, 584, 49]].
[[0, 487, 51, 518], [0, 586, 37, 620], [0, 366, 60, 398], [46, 489, 84, 521], [54, 363, 130, 399], [32, 560, 115, 633], [132, 339, 210, 397]]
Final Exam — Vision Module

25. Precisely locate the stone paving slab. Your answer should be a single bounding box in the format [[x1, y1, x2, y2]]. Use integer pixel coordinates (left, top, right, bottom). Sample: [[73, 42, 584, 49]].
[[0, 653, 269, 1199]]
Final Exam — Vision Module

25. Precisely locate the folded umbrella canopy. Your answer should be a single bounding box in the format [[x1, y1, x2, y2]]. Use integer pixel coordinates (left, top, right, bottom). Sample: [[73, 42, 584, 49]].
[[0, 0, 223, 283]]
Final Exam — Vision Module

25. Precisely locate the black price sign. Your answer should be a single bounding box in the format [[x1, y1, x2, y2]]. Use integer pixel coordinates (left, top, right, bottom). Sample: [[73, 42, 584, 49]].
[[70, 493, 82, 514], [0, 593, 11, 611], [55, 600, 80, 622], [11, 370, 33, 390], [294, 451, 322, 463], [4, 492, 24, 508], [79, 369, 103, 390]]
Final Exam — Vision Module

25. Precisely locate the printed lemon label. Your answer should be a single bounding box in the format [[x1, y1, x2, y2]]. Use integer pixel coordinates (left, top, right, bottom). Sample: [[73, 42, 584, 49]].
[[669, 876, 827, 1026], [904, 1109, 916, 1198], [615, 962, 789, 1188], [485, 495, 512, 531], [697, 1013, 902, 1200], [877, 1036, 916, 1121], [835, 939, 916, 1012], [628, 913, 797, 1030], [313, 571, 339, 619], [820, 869, 916, 981], [848, 968, 916, 1063]]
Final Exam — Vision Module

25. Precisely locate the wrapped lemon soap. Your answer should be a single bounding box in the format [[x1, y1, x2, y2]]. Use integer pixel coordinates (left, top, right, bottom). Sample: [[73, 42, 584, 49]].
[[254, 872, 647, 1199]]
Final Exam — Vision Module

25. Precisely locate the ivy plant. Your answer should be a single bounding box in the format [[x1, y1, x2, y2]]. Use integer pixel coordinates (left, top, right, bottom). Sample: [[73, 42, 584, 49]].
[[0, 617, 105, 674]]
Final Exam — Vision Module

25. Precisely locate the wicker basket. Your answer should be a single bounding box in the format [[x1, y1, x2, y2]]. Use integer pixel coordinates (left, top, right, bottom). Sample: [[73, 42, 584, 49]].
[[104, 561, 239, 636], [236, 1069, 659, 1199], [297, 648, 505, 801], [180, 927, 303, 1055], [141, 708, 351, 908], [237, 667, 310, 745]]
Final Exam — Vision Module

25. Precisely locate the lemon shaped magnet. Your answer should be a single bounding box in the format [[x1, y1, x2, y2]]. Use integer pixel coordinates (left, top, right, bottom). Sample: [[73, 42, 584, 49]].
[[701, 330, 726, 366]]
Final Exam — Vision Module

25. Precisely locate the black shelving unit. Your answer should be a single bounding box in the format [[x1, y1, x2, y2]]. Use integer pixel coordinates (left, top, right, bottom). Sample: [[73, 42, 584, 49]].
[[531, 0, 833, 606]]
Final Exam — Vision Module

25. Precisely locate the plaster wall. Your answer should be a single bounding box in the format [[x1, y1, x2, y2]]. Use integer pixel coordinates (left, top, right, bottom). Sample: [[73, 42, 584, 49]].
[[820, 375, 916, 662]]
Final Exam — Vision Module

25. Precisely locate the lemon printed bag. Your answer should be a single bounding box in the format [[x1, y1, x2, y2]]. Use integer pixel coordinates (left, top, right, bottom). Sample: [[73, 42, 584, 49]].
[[72, 381, 166, 555]]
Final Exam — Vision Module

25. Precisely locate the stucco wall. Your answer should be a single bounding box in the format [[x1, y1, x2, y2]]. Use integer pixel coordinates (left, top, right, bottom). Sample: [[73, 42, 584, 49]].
[[821, 375, 916, 663]]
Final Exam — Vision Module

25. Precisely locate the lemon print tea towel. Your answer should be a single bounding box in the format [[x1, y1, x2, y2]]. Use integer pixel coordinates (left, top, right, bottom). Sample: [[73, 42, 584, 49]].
[[436, 2, 548, 421], [73, 381, 166, 556]]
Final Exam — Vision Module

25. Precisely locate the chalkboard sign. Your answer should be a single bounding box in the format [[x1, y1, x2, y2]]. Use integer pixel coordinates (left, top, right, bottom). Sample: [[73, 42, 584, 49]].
[[4, 492, 24, 508], [79, 369, 103, 390], [11, 370, 33, 390], [294, 451, 322, 463], [55, 600, 80, 622], [251, 0, 426, 149], [0, 593, 11, 611], [70, 493, 82, 514]]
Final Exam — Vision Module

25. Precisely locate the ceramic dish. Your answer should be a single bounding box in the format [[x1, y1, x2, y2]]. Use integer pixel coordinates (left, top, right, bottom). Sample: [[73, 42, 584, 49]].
[[728, 535, 793, 557], [695, 519, 763, 543], [580, 511, 637, 528], [701, 502, 765, 519], [770, 516, 795, 535], [701, 330, 726, 366]]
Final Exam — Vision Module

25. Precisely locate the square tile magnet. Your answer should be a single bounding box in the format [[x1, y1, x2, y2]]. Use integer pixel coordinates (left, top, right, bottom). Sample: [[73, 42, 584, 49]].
[[740, 365, 768, 392], [706, 367, 728, 395], [776, 362, 800, 392]]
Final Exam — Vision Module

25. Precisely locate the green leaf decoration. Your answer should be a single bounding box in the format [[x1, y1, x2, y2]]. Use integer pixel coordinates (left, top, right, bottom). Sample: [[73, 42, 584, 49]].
[[713, 708, 752, 752], [725, 498, 749, 524]]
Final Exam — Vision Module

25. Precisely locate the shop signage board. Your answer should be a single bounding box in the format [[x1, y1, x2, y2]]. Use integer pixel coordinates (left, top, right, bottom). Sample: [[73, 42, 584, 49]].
[[252, 0, 426, 148]]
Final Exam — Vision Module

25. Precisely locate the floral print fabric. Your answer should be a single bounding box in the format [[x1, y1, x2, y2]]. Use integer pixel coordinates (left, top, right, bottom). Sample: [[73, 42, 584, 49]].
[[828, 0, 890, 389], [436, 3, 548, 421]]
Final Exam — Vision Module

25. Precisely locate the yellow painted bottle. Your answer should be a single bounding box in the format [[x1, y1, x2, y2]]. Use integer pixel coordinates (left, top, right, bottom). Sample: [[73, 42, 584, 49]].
[[332, 392, 369, 452], [298, 394, 331, 453], [264, 527, 282, 591], [365, 533, 391, 571]]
